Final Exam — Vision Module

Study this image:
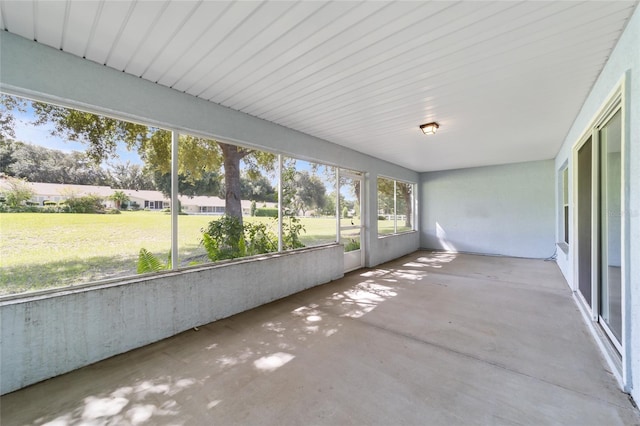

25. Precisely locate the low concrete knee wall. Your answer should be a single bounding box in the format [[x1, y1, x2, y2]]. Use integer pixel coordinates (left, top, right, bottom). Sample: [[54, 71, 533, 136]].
[[0, 245, 344, 395], [370, 231, 420, 267]]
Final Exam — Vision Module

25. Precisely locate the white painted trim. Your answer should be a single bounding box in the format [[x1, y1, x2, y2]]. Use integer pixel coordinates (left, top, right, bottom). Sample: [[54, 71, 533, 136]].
[[569, 76, 627, 388], [277, 154, 283, 253], [170, 130, 179, 269], [336, 167, 341, 244]]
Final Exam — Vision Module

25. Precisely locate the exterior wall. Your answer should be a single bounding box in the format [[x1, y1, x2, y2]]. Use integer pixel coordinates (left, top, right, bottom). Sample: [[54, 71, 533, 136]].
[[419, 160, 555, 259], [0, 245, 344, 395], [553, 5, 640, 400]]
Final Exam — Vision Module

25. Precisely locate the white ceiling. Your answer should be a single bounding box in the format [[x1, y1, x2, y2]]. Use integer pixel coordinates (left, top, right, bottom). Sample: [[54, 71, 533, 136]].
[[0, 1, 637, 172]]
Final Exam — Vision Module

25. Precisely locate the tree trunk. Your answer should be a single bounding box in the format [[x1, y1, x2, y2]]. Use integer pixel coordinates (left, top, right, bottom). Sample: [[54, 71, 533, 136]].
[[219, 143, 245, 225], [403, 187, 412, 229]]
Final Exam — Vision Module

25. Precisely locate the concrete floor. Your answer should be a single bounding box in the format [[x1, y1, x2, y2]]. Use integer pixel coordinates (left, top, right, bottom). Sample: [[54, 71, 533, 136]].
[[1, 251, 638, 425]]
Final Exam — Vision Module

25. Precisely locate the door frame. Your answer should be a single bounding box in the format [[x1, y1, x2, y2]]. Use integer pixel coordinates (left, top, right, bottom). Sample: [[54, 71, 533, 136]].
[[570, 77, 627, 387], [338, 169, 365, 272]]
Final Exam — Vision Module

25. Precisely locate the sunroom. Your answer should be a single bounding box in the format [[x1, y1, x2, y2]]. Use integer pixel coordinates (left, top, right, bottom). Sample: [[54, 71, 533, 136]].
[[1, 1, 639, 424]]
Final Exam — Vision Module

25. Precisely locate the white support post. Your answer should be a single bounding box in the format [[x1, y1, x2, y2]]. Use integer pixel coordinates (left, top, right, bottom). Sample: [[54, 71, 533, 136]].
[[171, 130, 179, 269], [336, 168, 341, 244], [277, 154, 283, 252], [393, 180, 397, 234]]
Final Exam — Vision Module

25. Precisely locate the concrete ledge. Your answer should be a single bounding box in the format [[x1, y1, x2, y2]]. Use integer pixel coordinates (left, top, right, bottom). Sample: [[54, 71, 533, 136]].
[[0, 245, 344, 395]]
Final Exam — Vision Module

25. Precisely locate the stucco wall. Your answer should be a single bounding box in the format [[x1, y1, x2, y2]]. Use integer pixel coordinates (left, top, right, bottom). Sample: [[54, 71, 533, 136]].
[[419, 160, 555, 259], [553, 4, 639, 399], [0, 245, 343, 395]]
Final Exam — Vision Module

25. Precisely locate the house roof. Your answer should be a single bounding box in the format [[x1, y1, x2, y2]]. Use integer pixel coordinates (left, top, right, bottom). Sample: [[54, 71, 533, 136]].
[[0, 180, 115, 198], [1, 1, 637, 172], [0, 179, 251, 208]]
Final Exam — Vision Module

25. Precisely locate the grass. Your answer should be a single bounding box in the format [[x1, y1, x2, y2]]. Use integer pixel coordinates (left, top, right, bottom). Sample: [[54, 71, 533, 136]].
[[0, 212, 411, 296], [0, 212, 337, 295]]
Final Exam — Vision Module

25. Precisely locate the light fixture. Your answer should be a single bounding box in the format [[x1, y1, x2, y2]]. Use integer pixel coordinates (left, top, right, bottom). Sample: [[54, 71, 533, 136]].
[[419, 122, 439, 135]]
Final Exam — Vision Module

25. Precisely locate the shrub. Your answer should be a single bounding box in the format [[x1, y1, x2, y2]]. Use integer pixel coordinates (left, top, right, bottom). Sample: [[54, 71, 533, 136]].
[[202, 215, 246, 261], [4, 177, 34, 208], [378, 215, 386, 220], [282, 216, 305, 250], [105, 208, 121, 214], [250, 200, 257, 217], [201, 215, 305, 262], [345, 239, 360, 252], [255, 208, 278, 218], [65, 195, 104, 213]]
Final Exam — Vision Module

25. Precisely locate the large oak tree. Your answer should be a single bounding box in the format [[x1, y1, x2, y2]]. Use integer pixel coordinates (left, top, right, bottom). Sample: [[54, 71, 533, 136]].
[[1, 95, 275, 225]]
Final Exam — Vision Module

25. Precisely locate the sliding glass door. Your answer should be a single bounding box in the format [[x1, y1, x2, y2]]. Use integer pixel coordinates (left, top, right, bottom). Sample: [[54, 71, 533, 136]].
[[599, 109, 622, 348]]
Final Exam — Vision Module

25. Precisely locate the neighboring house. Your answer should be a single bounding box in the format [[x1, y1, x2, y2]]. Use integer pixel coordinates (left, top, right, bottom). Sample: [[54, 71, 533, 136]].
[[0, 178, 271, 214]]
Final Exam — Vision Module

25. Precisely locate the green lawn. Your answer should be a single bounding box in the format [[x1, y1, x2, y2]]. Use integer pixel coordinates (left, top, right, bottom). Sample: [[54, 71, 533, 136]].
[[0, 212, 409, 296], [0, 212, 338, 295]]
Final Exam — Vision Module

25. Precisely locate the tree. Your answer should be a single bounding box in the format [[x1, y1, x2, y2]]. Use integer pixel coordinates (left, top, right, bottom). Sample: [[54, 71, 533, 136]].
[[377, 178, 395, 215], [377, 178, 412, 228], [2, 95, 276, 225], [1, 140, 110, 185], [0, 138, 18, 175], [397, 182, 413, 228], [108, 161, 155, 190], [0, 95, 27, 139], [240, 173, 276, 202], [283, 170, 326, 216], [109, 190, 129, 210], [3, 176, 34, 208], [153, 170, 221, 199]]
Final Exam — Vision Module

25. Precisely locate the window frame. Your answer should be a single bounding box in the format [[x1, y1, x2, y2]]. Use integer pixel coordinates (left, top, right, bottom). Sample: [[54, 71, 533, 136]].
[[377, 175, 417, 238]]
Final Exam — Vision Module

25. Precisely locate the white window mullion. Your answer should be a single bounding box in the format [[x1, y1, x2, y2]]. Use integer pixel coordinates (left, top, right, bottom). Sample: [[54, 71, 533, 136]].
[[170, 130, 179, 269]]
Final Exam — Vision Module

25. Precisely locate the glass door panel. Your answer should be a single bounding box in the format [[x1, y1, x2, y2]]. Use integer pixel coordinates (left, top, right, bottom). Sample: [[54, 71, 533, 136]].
[[340, 172, 364, 272], [577, 137, 593, 306], [599, 109, 622, 346]]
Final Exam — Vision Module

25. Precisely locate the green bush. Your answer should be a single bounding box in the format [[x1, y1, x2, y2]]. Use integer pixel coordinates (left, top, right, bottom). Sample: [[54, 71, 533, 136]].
[[378, 215, 386, 220], [244, 221, 278, 255], [344, 239, 360, 252], [105, 208, 121, 214], [202, 215, 247, 261], [65, 195, 104, 213], [282, 216, 305, 250], [255, 208, 278, 218], [201, 215, 305, 262]]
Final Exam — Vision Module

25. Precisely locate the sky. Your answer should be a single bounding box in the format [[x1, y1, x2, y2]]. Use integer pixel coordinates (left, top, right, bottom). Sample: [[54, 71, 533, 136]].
[[11, 103, 143, 165], [6, 96, 356, 200]]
